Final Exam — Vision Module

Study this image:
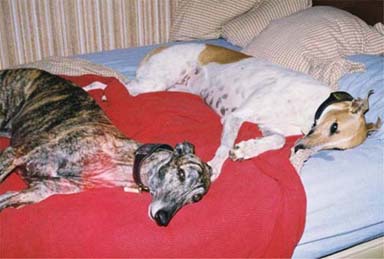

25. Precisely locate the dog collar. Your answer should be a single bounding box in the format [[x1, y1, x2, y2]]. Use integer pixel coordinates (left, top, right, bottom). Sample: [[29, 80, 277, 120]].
[[133, 143, 174, 192]]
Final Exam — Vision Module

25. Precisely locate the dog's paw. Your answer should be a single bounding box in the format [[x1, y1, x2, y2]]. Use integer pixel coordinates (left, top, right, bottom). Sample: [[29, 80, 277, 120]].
[[229, 141, 252, 161], [208, 146, 230, 181], [207, 161, 221, 182], [229, 143, 248, 161], [208, 157, 226, 182]]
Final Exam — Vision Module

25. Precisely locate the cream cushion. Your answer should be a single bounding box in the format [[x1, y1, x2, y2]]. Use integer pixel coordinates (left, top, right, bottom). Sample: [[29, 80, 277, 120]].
[[170, 0, 261, 41], [243, 6, 384, 89], [222, 0, 312, 47]]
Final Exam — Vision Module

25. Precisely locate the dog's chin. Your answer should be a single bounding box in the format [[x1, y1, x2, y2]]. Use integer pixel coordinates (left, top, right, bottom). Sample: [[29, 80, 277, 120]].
[[293, 137, 328, 154]]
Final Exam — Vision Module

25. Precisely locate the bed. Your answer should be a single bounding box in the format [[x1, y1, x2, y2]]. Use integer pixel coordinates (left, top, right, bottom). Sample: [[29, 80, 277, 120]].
[[78, 43, 384, 259], [0, 1, 383, 258]]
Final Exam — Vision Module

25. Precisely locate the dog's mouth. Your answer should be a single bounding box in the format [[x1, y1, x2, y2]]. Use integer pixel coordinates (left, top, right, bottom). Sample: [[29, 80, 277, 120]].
[[293, 136, 325, 154]]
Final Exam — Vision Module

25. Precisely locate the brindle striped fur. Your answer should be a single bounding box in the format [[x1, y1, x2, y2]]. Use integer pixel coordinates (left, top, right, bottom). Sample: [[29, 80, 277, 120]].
[[0, 68, 139, 196], [0, 69, 211, 226]]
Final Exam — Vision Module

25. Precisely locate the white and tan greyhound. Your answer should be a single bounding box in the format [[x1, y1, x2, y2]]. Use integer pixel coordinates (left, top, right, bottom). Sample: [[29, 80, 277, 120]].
[[117, 43, 380, 180]]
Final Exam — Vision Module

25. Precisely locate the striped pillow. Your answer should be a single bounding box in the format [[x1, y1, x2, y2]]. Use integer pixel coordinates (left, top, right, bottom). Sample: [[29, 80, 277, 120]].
[[243, 6, 384, 90], [170, 0, 261, 41], [222, 0, 312, 47]]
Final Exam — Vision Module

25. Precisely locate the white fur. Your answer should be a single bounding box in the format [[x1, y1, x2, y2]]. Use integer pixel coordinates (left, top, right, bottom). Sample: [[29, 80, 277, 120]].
[[129, 44, 205, 95], [126, 43, 331, 181]]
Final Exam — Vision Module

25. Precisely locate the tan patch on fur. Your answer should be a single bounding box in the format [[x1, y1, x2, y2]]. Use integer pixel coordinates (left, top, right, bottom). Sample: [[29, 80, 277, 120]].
[[198, 44, 250, 65], [139, 45, 168, 67]]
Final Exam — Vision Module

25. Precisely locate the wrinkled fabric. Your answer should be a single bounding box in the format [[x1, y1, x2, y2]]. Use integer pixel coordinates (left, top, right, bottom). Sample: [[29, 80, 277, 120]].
[[0, 74, 305, 258]]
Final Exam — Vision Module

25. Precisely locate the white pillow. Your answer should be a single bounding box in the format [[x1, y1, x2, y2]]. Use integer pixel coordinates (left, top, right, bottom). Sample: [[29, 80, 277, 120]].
[[170, 0, 261, 41], [222, 0, 312, 47], [243, 6, 384, 89]]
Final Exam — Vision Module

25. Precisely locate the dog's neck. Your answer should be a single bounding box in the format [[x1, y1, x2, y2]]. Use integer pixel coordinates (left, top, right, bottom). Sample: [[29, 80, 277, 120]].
[[133, 144, 174, 192]]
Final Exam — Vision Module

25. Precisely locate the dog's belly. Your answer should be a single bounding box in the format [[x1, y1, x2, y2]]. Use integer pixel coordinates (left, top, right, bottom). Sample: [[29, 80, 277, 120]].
[[200, 59, 331, 133]]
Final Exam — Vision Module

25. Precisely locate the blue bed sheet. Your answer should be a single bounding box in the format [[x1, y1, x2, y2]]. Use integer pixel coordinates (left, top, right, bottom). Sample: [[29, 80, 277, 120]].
[[78, 41, 383, 258], [293, 54, 384, 258]]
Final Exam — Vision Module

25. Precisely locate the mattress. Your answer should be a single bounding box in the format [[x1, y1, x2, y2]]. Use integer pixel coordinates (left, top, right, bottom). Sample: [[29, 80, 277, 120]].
[[78, 39, 384, 258]]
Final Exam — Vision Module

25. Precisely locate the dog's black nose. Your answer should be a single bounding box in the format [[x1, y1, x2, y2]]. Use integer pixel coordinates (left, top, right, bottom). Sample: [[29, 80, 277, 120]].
[[154, 210, 171, 227], [294, 144, 306, 153]]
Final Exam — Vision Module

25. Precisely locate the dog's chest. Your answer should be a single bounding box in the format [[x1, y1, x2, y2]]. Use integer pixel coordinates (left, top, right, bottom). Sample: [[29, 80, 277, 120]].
[[197, 59, 331, 134], [200, 87, 240, 117], [197, 62, 249, 116]]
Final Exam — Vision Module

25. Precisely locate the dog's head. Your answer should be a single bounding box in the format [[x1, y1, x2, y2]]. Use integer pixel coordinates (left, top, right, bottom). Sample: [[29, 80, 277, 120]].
[[294, 90, 381, 153], [136, 142, 211, 226]]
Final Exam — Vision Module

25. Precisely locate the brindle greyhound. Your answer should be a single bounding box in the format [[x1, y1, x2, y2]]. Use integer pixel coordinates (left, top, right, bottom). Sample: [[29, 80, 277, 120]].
[[0, 68, 211, 227]]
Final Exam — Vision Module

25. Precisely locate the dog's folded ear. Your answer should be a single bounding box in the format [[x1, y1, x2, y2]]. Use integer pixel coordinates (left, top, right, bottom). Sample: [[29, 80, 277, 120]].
[[175, 141, 195, 156], [204, 163, 213, 179], [350, 89, 374, 114], [367, 117, 382, 134]]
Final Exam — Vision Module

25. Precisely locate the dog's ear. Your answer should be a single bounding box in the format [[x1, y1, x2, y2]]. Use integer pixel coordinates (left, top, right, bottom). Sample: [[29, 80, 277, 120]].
[[350, 90, 374, 114], [204, 163, 213, 178], [367, 117, 382, 134], [175, 141, 195, 156]]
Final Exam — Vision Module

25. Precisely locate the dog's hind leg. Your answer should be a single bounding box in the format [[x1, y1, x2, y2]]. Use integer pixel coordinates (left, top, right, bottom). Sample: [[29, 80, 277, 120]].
[[0, 147, 17, 182], [229, 133, 285, 161], [0, 178, 81, 211]]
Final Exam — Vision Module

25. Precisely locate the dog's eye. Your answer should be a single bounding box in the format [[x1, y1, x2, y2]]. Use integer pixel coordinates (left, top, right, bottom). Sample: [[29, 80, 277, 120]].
[[330, 122, 338, 135], [177, 168, 185, 182], [192, 194, 202, 203]]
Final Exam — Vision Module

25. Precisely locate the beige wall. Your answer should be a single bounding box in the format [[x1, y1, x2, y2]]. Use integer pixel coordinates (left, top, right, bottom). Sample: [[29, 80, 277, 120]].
[[0, 0, 178, 69]]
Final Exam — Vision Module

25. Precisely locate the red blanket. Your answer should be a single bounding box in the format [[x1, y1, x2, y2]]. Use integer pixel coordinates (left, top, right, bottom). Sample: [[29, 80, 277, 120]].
[[0, 74, 305, 257]]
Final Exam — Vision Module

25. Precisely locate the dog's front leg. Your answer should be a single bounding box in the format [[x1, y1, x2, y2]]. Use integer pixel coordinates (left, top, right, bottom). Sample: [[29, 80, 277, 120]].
[[208, 115, 244, 181], [229, 133, 285, 161]]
